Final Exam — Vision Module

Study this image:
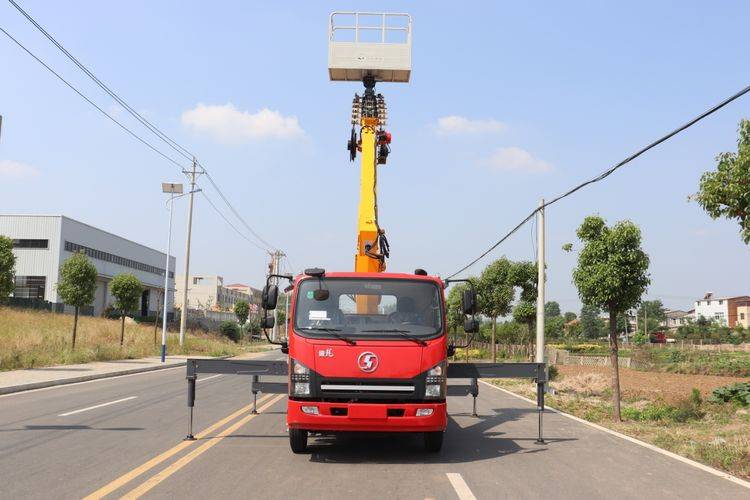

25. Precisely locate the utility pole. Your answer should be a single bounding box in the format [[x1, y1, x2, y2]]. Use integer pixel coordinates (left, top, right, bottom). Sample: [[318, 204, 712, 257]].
[[270, 250, 285, 342], [179, 158, 200, 346], [535, 199, 545, 364]]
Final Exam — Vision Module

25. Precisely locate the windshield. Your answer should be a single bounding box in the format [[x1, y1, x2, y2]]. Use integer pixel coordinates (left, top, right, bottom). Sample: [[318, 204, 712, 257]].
[[293, 278, 443, 339]]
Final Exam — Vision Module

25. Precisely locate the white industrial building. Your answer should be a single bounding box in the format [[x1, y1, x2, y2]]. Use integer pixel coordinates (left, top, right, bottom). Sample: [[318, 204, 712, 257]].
[[0, 215, 175, 317]]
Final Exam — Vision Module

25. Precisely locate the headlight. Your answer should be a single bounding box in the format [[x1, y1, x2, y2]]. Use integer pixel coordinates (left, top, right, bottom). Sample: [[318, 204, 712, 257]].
[[294, 383, 311, 396], [290, 358, 311, 397], [293, 360, 310, 375], [425, 361, 446, 399]]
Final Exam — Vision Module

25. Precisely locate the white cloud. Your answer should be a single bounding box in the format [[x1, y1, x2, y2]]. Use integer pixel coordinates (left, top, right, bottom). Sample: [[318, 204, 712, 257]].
[[481, 147, 553, 173], [0, 160, 40, 179], [181, 103, 304, 143], [435, 115, 507, 135]]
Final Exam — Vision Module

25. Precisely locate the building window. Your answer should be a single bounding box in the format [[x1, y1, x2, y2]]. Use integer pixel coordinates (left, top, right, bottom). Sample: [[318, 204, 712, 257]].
[[14, 276, 46, 299], [193, 277, 203, 285], [12, 239, 48, 249], [718, 300, 723, 305], [64, 241, 167, 277], [741, 313, 746, 320], [715, 312, 724, 321]]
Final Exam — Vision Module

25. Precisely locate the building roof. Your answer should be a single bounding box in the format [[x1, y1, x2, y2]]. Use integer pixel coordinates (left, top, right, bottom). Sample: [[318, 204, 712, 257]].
[[225, 283, 248, 288], [696, 295, 750, 302], [666, 310, 690, 318], [1, 214, 173, 259]]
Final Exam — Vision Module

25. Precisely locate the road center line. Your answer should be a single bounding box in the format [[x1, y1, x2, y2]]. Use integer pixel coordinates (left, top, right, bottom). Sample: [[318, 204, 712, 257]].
[[197, 374, 222, 382], [58, 396, 137, 417], [83, 394, 274, 499], [446, 473, 477, 500], [120, 394, 286, 499]]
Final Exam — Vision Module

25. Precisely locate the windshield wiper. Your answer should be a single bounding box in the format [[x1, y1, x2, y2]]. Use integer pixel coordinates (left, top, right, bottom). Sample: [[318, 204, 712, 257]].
[[298, 327, 357, 345], [361, 329, 428, 346]]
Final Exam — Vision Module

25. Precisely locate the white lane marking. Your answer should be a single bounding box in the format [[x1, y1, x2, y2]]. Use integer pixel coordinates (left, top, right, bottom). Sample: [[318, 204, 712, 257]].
[[198, 374, 222, 382], [446, 473, 477, 500], [58, 396, 137, 417], [479, 380, 750, 490]]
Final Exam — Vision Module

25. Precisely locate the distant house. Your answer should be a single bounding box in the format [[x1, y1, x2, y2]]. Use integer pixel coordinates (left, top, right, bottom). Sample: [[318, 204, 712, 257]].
[[693, 293, 750, 328], [175, 275, 257, 312], [663, 310, 691, 330]]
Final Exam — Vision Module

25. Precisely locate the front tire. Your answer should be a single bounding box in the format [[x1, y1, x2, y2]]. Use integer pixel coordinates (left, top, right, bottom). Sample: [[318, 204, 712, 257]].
[[424, 431, 443, 452], [289, 428, 308, 453]]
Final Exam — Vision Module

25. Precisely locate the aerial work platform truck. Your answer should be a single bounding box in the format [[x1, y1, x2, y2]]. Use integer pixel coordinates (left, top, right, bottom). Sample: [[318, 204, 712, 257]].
[[184, 12, 547, 454]]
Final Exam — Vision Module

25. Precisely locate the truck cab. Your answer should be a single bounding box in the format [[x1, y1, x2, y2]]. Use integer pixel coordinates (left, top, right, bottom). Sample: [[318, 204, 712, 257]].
[[274, 271, 451, 453]]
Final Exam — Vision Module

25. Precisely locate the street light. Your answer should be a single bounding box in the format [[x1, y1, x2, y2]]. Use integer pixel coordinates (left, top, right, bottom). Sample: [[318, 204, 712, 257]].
[[160, 182, 183, 362]]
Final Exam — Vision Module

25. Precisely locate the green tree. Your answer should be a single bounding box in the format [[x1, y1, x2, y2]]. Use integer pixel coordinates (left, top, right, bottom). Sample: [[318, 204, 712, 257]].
[[478, 259, 537, 361], [545, 315, 566, 338], [110, 273, 143, 347], [544, 301, 561, 319], [564, 311, 577, 323], [57, 251, 97, 349], [637, 299, 666, 334], [580, 304, 604, 339], [478, 258, 516, 362], [692, 119, 750, 244], [0, 235, 16, 302], [234, 300, 249, 325], [512, 300, 536, 350], [572, 215, 650, 421]]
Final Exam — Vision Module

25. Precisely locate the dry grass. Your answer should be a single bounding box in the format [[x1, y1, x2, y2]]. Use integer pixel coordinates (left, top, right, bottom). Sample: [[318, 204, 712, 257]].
[[553, 372, 610, 397], [0, 306, 250, 370], [490, 374, 750, 480]]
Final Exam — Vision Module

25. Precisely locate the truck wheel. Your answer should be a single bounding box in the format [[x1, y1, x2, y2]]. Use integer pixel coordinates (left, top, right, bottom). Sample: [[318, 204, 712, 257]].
[[423, 431, 443, 452], [289, 428, 308, 453]]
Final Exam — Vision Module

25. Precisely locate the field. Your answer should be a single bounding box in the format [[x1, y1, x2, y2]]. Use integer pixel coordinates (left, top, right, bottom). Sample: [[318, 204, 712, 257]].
[[491, 366, 750, 479], [0, 306, 262, 371]]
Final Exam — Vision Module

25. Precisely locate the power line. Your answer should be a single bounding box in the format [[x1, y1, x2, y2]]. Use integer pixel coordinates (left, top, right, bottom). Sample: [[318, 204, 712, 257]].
[[446, 82, 750, 279], [7, 0, 194, 162], [3, 7, 280, 258], [0, 25, 189, 171], [202, 169, 276, 251], [198, 190, 270, 253]]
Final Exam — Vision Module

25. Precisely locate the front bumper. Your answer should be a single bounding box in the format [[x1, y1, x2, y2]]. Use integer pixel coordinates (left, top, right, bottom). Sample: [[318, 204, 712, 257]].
[[287, 400, 447, 432]]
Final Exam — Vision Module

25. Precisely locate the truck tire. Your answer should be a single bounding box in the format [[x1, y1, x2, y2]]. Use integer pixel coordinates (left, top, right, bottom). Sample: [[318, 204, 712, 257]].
[[289, 428, 308, 453], [423, 431, 443, 452]]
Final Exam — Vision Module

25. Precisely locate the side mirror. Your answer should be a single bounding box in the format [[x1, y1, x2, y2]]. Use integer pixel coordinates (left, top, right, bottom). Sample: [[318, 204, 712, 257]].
[[313, 289, 330, 301], [464, 318, 479, 334], [447, 345, 456, 358], [461, 289, 477, 315], [262, 285, 278, 310], [261, 316, 275, 329], [281, 341, 289, 354]]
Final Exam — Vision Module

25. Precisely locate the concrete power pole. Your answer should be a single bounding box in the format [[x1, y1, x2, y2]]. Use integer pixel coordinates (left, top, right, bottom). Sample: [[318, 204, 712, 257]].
[[270, 250, 285, 342], [535, 199, 546, 364], [179, 158, 199, 346]]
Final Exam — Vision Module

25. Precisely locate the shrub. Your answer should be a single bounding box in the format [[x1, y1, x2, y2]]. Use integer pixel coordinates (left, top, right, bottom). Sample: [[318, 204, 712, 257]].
[[710, 382, 750, 406], [548, 365, 559, 381], [219, 321, 241, 342], [623, 389, 704, 422]]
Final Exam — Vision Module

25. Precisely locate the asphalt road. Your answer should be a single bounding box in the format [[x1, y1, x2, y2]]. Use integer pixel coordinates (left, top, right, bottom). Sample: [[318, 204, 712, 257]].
[[1, 349, 747, 499]]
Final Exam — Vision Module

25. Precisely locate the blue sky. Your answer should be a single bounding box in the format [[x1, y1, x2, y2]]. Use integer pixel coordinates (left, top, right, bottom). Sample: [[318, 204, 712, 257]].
[[2, 1, 749, 314]]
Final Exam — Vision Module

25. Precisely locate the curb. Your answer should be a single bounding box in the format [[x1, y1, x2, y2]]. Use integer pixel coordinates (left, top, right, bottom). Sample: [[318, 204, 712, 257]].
[[0, 361, 187, 395]]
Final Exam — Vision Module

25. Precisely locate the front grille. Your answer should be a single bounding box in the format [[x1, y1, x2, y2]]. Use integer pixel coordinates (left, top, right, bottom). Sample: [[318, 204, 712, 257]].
[[320, 382, 415, 394]]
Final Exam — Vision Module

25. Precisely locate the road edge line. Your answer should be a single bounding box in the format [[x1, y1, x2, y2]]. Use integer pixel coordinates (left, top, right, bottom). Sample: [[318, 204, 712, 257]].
[[120, 394, 286, 499], [479, 380, 750, 490], [82, 394, 275, 499]]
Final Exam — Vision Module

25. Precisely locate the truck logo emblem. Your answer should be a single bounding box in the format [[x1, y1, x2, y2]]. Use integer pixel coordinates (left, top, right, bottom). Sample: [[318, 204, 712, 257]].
[[318, 348, 334, 358], [357, 352, 378, 373]]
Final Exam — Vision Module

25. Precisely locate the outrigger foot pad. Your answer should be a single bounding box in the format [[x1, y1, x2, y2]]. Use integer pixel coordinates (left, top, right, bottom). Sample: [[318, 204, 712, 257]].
[[184, 435, 196, 441]]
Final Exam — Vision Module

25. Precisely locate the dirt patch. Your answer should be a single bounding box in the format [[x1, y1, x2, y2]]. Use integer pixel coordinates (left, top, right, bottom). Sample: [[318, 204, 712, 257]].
[[557, 365, 747, 403]]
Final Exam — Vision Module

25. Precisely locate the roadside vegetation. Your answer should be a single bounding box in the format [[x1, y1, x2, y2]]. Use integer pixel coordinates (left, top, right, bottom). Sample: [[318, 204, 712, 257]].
[[490, 372, 750, 480], [0, 306, 267, 371]]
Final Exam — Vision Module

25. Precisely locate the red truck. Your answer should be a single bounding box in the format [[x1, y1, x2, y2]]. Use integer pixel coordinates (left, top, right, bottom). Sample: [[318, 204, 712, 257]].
[[276, 270, 455, 452]]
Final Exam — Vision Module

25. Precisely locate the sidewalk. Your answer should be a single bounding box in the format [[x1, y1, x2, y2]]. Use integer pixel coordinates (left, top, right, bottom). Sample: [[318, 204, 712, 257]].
[[1, 356, 193, 395]]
